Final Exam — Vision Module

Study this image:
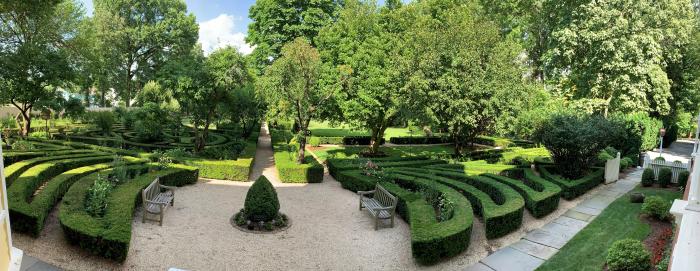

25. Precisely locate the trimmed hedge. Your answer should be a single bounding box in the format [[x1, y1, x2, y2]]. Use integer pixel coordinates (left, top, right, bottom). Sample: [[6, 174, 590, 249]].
[[59, 163, 199, 261], [8, 156, 146, 236], [474, 136, 513, 147], [343, 136, 385, 146], [182, 131, 259, 181], [327, 157, 443, 176], [27, 138, 143, 157], [483, 169, 561, 218], [3, 149, 95, 166], [399, 168, 525, 239], [390, 136, 452, 145], [270, 129, 324, 183], [308, 136, 344, 146], [4, 152, 111, 186], [538, 165, 604, 200]]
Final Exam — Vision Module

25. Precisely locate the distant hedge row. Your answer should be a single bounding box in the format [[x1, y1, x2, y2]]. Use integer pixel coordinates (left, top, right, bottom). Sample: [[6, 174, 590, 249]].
[[270, 129, 324, 183]]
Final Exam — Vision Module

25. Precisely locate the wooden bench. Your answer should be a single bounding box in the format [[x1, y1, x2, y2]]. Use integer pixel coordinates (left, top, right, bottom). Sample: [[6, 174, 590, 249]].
[[358, 184, 398, 230], [142, 178, 175, 226]]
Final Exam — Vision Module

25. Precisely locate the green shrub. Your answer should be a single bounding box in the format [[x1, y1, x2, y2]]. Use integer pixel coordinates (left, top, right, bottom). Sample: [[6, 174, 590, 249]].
[[308, 136, 321, 147], [244, 176, 280, 222], [390, 136, 452, 144], [132, 103, 166, 142], [11, 140, 34, 151], [485, 169, 561, 218], [199, 138, 245, 160], [641, 196, 670, 220], [620, 157, 633, 170], [605, 239, 651, 271], [678, 170, 690, 188], [85, 174, 114, 217], [641, 168, 655, 187], [535, 114, 618, 178], [92, 111, 115, 135], [658, 168, 672, 188], [538, 165, 604, 199], [612, 112, 663, 152]]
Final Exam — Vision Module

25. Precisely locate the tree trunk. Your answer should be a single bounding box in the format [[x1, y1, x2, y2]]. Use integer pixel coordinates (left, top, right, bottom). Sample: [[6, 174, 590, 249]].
[[296, 119, 310, 164], [20, 110, 31, 137], [369, 127, 386, 154]]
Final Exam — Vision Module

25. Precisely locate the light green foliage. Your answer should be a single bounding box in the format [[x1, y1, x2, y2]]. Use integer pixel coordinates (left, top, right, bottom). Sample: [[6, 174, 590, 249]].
[[132, 103, 167, 142], [92, 0, 198, 106], [136, 81, 174, 107], [247, 0, 338, 73], [545, 0, 696, 116], [85, 174, 113, 217], [641, 195, 671, 220], [258, 38, 340, 163], [11, 141, 35, 151], [316, 0, 410, 154], [605, 239, 651, 271], [401, 1, 528, 155], [92, 111, 115, 135], [0, 0, 82, 136]]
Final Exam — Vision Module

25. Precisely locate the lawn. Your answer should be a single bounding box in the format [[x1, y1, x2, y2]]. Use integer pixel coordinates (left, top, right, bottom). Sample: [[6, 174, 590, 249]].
[[536, 187, 681, 271], [307, 121, 429, 139]]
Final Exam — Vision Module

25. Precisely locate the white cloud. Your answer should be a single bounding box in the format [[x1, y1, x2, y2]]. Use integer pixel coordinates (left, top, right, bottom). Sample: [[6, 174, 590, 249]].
[[198, 14, 254, 55]]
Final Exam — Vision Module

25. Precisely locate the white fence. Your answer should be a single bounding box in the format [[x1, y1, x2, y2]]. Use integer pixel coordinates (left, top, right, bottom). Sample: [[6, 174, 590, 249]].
[[643, 154, 691, 183]]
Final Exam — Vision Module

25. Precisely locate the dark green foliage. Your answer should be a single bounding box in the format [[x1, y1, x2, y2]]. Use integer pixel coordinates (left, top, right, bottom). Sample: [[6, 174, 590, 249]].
[[84, 175, 113, 217], [606, 239, 651, 271], [641, 168, 655, 187], [658, 168, 672, 188], [678, 170, 690, 188], [132, 103, 167, 142], [244, 176, 280, 222], [59, 164, 198, 261], [270, 129, 324, 183], [641, 196, 670, 220], [535, 114, 619, 178], [343, 136, 385, 145], [538, 165, 604, 200], [661, 122, 678, 148], [486, 169, 562, 218], [92, 111, 115, 135], [629, 193, 645, 203], [199, 138, 245, 160], [613, 113, 663, 152], [390, 136, 452, 144]]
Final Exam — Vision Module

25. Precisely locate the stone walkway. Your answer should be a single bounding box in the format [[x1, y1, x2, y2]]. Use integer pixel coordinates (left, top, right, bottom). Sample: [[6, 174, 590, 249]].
[[465, 169, 643, 271]]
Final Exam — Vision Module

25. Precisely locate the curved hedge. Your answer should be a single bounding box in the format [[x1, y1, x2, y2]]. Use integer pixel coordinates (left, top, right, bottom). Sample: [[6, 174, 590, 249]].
[[8, 156, 146, 236], [3, 149, 95, 166], [4, 152, 111, 186], [482, 170, 561, 218], [59, 163, 199, 261], [389, 136, 452, 145], [398, 169, 525, 239], [538, 165, 604, 200]]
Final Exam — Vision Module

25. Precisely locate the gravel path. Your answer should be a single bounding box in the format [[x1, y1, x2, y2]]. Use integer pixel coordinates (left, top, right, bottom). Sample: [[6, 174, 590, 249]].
[[14, 124, 600, 270]]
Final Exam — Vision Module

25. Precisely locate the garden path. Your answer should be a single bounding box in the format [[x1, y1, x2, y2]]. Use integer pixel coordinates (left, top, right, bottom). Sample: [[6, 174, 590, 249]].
[[465, 169, 643, 271]]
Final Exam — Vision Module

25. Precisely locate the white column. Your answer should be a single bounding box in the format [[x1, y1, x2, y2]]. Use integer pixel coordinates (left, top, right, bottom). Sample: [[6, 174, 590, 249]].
[[686, 152, 700, 211]]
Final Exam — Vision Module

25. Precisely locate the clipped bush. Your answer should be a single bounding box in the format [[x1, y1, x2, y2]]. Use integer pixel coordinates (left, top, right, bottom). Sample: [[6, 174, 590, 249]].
[[244, 176, 280, 222], [606, 239, 651, 271], [641, 168, 655, 187], [84, 174, 113, 217], [678, 170, 690, 188], [390, 136, 452, 145], [657, 168, 672, 188], [642, 196, 670, 220], [11, 140, 34, 151], [538, 165, 604, 199]]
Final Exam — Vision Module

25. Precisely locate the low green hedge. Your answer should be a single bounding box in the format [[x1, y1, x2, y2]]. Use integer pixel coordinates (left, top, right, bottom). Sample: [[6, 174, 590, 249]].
[[59, 163, 198, 261], [182, 131, 258, 181], [8, 156, 146, 236], [538, 165, 604, 200], [474, 136, 513, 147], [327, 157, 441, 177], [389, 136, 452, 145], [343, 136, 385, 145], [28, 138, 144, 157], [2, 149, 94, 166], [270, 130, 324, 183], [308, 136, 344, 146], [400, 168, 525, 239], [4, 152, 111, 186], [482, 169, 561, 218]]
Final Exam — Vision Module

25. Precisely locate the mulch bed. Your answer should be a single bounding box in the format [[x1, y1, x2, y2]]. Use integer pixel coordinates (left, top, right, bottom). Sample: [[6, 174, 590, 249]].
[[641, 215, 673, 267]]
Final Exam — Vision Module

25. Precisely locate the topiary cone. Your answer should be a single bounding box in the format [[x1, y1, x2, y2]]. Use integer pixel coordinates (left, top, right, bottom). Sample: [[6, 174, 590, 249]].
[[244, 176, 280, 222]]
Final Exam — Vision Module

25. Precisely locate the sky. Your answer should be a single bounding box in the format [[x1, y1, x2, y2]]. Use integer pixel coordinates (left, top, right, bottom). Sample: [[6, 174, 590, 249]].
[[79, 0, 400, 55]]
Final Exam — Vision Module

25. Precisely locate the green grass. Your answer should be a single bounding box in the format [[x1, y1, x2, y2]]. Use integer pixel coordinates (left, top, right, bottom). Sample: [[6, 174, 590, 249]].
[[536, 187, 681, 271], [307, 121, 430, 139], [309, 145, 455, 162]]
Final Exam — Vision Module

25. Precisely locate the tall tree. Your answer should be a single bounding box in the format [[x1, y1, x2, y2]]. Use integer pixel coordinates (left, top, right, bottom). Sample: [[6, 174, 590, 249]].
[[258, 38, 341, 163], [0, 0, 82, 136], [317, 0, 412, 155], [544, 0, 696, 117], [247, 0, 339, 74], [93, 0, 198, 106], [401, 0, 528, 155]]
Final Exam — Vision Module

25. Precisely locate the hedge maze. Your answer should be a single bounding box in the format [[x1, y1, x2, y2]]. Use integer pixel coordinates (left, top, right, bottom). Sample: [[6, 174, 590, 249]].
[[3, 139, 199, 261], [328, 156, 603, 265]]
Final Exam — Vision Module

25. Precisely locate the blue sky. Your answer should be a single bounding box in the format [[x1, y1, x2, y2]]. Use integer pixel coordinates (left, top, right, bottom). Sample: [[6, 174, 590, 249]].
[[79, 0, 400, 54]]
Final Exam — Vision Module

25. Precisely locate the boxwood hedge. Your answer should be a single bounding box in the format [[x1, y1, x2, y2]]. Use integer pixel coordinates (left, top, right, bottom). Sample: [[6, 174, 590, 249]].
[[270, 129, 324, 183], [482, 169, 561, 218], [4, 152, 111, 186], [59, 163, 198, 261], [538, 165, 604, 200], [398, 169, 525, 239], [389, 136, 452, 145], [8, 156, 147, 236], [182, 131, 259, 181], [3, 149, 95, 166]]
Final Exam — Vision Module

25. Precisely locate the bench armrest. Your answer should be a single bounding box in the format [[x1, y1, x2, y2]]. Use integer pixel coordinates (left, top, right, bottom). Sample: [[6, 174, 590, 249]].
[[357, 190, 375, 196], [159, 184, 175, 191], [373, 206, 395, 211]]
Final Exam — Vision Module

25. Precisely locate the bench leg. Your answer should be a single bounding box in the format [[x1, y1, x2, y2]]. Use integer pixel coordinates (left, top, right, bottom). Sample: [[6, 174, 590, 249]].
[[359, 197, 363, 210], [391, 215, 395, 228], [375, 216, 379, 230], [159, 212, 164, 226], [142, 212, 146, 223]]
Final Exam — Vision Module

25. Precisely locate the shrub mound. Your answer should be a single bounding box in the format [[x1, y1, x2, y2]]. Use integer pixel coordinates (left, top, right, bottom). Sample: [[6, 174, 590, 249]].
[[657, 168, 672, 188], [538, 165, 604, 200], [641, 168, 655, 187], [641, 196, 670, 220], [606, 239, 651, 271], [244, 176, 280, 222]]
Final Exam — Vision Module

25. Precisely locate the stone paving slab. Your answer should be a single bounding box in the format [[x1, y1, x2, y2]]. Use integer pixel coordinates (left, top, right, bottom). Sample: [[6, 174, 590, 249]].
[[552, 216, 588, 229], [524, 229, 570, 249], [572, 205, 603, 216], [464, 262, 495, 271], [562, 209, 595, 222], [480, 247, 544, 271], [579, 196, 614, 210], [510, 239, 559, 260], [541, 222, 581, 239]]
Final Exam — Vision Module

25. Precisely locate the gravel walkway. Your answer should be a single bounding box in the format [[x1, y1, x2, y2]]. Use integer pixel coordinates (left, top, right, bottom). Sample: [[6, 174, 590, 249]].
[[14, 124, 603, 270]]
